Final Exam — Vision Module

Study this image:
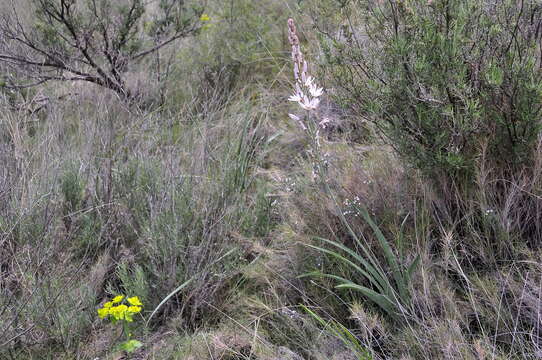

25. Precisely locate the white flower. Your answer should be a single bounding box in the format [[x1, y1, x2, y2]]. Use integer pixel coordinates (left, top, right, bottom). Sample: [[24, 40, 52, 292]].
[[309, 84, 323, 97], [301, 61, 308, 82], [288, 92, 303, 102], [300, 97, 320, 111], [304, 76, 314, 87], [288, 113, 300, 121], [319, 117, 331, 129], [293, 63, 299, 81], [288, 113, 306, 130]]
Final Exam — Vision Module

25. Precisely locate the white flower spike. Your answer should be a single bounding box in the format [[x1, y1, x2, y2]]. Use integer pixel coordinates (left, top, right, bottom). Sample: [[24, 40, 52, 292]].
[[287, 18, 328, 129]]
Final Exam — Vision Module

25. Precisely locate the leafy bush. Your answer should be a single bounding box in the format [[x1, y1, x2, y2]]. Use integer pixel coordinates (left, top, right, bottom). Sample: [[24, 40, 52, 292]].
[[317, 0, 542, 200]]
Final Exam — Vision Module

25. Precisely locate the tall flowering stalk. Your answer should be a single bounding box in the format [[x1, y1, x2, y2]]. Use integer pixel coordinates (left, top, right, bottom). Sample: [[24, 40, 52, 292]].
[[287, 18, 324, 114], [287, 18, 327, 176]]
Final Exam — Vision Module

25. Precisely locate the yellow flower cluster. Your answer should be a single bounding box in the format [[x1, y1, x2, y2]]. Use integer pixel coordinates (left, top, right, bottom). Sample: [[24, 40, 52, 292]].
[[200, 14, 210, 22], [97, 295, 142, 323]]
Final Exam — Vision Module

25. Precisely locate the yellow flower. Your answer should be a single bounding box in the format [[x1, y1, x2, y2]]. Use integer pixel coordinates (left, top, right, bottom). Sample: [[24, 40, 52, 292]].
[[112, 295, 125, 304], [97, 307, 109, 319], [128, 306, 142, 314], [127, 296, 142, 306], [200, 14, 210, 22], [111, 304, 128, 320], [108, 307, 118, 320], [125, 313, 134, 322], [118, 304, 128, 317], [98, 295, 142, 323]]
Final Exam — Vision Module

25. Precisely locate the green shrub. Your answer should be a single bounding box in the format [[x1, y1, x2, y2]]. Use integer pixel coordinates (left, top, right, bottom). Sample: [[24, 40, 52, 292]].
[[317, 0, 542, 198], [60, 167, 85, 215]]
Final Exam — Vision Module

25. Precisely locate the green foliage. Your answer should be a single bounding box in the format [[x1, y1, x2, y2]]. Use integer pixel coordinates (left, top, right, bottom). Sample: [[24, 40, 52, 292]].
[[60, 166, 105, 258], [120, 339, 143, 353], [286, 14, 418, 322], [5, 1, 542, 358], [198, 0, 281, 65], [60, 166, 85, 215], [240, 181, 274, 237], [146, 0, 204, 37], [0, 68, 274, 355], [303, 207, 418, 320], [318, 0, 542, 182], [137, 115, 263, 327], [168, 0, 285, 105], [117, 264, 149, 308]]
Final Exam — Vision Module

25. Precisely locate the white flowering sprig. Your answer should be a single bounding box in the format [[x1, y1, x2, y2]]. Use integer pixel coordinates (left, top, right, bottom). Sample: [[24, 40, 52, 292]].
[[286, 18, 330, 181], [287, 18, 324, 130]]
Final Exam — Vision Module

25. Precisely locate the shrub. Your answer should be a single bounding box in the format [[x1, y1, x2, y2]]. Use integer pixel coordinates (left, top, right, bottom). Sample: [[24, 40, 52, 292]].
[[316, 0, 542, 214], [0, 0, 205, 100]]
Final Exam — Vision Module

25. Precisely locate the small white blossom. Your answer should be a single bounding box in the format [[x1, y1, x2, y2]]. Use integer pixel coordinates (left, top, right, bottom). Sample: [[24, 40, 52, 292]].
[[301, 61, 308, 82], [309, 84, 324, 97], [288, 92, 303, 102], [300, 97, 320, 111], [319, 118, 331, 129], [288, 113, 300, 121]]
